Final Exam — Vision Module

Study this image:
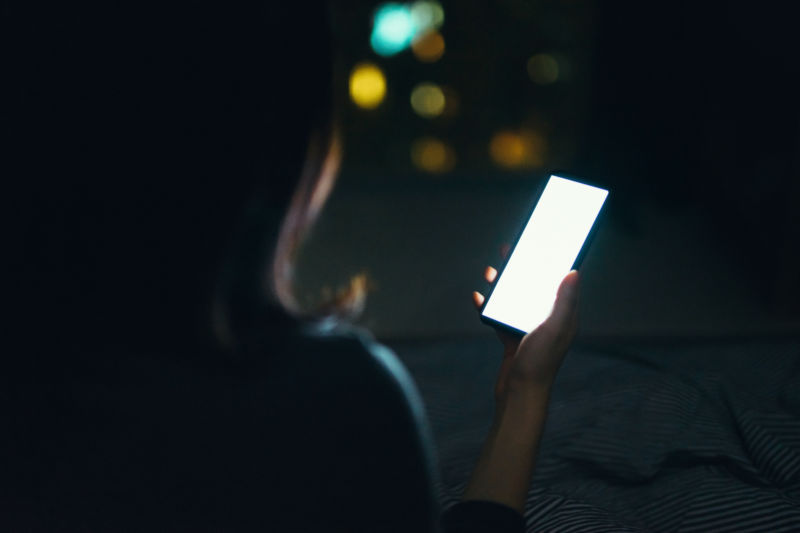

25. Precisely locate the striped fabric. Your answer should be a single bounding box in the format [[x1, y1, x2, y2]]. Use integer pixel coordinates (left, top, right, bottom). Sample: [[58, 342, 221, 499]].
[[391, 338, 800, 532]]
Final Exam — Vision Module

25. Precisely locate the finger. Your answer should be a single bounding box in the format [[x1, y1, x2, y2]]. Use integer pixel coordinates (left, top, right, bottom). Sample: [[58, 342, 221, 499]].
[[499, 243, 511, 260], [484, 265, 498, 283], [472, 290, 485, 310]]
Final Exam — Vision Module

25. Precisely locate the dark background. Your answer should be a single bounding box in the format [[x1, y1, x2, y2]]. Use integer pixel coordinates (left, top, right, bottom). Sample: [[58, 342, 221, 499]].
[[296, 0, 800, 341]]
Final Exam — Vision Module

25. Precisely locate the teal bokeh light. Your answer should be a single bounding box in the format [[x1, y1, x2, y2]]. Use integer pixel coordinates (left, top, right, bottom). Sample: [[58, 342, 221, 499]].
[[370, 4, 416, 56]]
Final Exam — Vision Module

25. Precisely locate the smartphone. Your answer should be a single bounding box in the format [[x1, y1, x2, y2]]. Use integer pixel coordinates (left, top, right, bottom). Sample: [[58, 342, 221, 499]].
[[480, 174, 609, 336]]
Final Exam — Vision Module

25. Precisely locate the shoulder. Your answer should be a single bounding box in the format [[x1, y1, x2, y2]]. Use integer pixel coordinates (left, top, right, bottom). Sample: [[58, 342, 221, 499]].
[[281, 321, 440, 528], [293, 319, 423, 415], [276, 319, 434, 457]]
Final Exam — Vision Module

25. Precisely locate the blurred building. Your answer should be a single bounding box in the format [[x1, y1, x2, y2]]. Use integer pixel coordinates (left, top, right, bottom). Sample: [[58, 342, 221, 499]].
[[297, 0, 800, 340]]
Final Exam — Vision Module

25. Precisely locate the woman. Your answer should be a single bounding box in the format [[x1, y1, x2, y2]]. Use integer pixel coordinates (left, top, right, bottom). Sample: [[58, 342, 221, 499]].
[[6, 1, 578, 531]]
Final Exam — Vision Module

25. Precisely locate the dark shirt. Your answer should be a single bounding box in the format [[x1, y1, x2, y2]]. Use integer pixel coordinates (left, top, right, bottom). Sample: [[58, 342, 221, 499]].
[[2, 321, 522, 532]]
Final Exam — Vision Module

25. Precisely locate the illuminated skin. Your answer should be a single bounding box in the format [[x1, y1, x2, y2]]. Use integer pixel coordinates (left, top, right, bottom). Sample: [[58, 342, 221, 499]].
[[468, 249, 580, 513]]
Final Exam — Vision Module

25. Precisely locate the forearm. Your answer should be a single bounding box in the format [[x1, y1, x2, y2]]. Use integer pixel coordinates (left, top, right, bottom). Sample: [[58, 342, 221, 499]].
[[462, 387, 551, 513]]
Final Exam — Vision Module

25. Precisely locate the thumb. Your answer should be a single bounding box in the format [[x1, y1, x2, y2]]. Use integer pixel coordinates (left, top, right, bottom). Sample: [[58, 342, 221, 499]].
[[546, 270, 580, 331]]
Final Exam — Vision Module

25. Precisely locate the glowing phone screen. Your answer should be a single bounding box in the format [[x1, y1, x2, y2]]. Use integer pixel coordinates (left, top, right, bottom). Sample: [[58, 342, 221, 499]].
[[481, 176, 608, 334]]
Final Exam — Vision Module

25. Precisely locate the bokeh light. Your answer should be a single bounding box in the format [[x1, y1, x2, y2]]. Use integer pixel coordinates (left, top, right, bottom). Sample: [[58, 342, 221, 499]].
[[489, 130, 547, 169], [527, 54, 559, 85], [411, 136, 456, 173], [410, 1, 444, 32], [441, 86, 459, 117], [411, 31, 445, 62], [349, 63, 387, 110], [371, 4, 416, 56], [410, 82, 445, 118]]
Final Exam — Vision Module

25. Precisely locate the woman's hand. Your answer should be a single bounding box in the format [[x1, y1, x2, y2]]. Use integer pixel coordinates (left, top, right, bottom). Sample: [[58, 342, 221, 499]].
[[463, 247, 580, 513], [472, 246, 580, 403], [464, 248, 578, 513]]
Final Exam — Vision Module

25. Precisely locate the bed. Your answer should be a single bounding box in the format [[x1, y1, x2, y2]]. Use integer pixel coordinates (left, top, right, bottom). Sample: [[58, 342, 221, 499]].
[[392, 337, 800, 532]]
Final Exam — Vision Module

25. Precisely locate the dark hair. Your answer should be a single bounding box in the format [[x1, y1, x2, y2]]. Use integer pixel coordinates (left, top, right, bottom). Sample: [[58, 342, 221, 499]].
[[10, 2, 356, 356]]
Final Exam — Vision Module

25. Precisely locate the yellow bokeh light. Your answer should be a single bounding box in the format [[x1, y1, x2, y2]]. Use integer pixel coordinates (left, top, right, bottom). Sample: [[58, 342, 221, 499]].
[[349, 62, 387, 109], [410, 82, 445, 118], [489, 130, 547, 169], [411, 137, 456, 173], [412, 31, 445, 62], [527, 54, 559, 85], [441, 86, 459, 117]]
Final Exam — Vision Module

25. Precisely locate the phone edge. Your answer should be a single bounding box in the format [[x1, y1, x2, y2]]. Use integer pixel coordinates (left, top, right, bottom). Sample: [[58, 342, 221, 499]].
[[478, 171, 610, 338]]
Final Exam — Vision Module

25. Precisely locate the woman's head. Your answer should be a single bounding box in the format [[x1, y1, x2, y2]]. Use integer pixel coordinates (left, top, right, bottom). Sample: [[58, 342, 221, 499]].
[[13, 2, 348, 353]]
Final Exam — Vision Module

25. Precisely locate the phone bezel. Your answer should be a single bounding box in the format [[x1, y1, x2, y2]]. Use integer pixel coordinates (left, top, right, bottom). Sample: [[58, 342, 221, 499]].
[[478, 171, 610, 338]]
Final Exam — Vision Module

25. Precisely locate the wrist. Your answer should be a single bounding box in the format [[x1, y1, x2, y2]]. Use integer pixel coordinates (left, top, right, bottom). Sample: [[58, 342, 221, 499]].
[[500, 382, 552, 408], [466, 383, 551, 514], [494, 386, 551, 426]]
